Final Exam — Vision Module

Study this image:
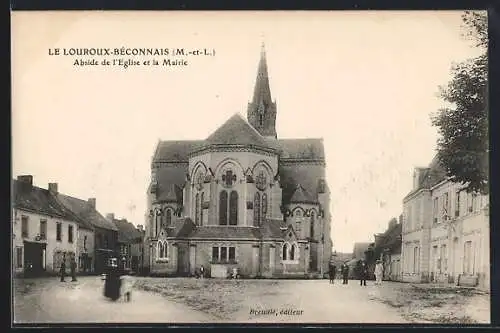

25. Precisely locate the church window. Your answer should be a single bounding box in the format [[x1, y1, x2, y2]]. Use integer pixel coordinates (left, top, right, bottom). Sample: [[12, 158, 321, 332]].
[[282, 243, 288, 260], [310, 211, 315, 238], [155, 211, 161, 235], [290, 244, 296, 260], [295, 209, 302, 217], [195, 193, 200, 225], [229, 191, 238, 225], [166, 209, 172, 227], [259, 114, 263, 126], [262, 193, 268, 215], [219, 191, 228, 225], [200, 192, 204, 226], [157, 240, 168, 259], [254, 192, 261, 226], [255, 171, 267, 191]]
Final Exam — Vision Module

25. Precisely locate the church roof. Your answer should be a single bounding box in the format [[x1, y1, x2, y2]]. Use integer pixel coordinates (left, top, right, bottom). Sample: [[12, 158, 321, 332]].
[[153, 140, 204, 162], [252, 42, 273, 105], [275, 138, 325, 160], [156, 183, 181, 203], [289, 184, 317, 204], [205, 113, 275, 150]]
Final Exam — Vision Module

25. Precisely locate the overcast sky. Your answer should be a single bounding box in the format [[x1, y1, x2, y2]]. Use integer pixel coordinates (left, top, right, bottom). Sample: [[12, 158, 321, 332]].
[[12, 11, 484, 252]]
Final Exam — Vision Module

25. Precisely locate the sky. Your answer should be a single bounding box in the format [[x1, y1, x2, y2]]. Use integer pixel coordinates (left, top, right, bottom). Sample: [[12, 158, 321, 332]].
[[11, 11, 484, 253]]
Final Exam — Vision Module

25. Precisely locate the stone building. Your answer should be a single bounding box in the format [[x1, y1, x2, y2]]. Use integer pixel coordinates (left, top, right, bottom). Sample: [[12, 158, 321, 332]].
[[371, 217, 403, 282], [402, 156, 490, 290], [145, 45, 332, 278], [12, 176, 90, 276], [107, 213, 144, 274]]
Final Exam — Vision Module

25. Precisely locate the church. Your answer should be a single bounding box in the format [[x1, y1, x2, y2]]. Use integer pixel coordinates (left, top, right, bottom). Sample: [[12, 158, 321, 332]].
[[145, 45, 332, 278]]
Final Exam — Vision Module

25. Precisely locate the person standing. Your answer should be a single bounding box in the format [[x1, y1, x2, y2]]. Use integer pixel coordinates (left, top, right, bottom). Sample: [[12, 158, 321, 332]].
[[329, 264, 336, 284], [375, 260, 384, 285], [342, 262, 349, 285], [359, 261, 368, 286], [60, 253, 66, 282], [200, 265, 205, 279], [70, 257, 77, 282]]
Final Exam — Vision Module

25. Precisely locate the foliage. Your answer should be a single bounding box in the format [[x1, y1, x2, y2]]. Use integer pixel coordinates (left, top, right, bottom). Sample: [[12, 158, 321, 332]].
[[431, 11, 489, 194]]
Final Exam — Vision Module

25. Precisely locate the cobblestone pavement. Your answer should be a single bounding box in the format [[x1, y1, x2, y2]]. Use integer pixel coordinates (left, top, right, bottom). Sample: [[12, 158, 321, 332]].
[[14, 277, 411, 324]]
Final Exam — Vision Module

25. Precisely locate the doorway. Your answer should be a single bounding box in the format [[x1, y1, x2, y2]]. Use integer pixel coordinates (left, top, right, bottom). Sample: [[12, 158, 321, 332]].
[[23, 241, 46, 277]]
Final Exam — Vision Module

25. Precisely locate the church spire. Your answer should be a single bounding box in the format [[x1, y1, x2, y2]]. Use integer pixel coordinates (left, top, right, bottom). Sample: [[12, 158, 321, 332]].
[[252, 42, 273, 105], [247, 42, 277, 139]]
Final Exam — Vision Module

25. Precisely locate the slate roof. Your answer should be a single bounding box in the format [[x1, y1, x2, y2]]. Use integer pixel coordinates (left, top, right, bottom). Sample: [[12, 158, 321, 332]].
[[279, 163, 326, 204], [289, 184, 318, 204], [153, 165, 187, 204], [112, 218, 143, 243], [275, 138, 325, 160], [55, 194, 118, 231], [12, 180, 94, 231], [205, 113, 276, 150], [153, 140, 204, 162], [404, 154, 448, 199]]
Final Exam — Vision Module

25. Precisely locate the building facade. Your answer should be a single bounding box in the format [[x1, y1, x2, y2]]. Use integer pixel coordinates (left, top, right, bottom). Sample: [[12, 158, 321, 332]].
[[12, 176, 83, 276], [144, 45, 332, 278], [107, 214, 144, 274], [371, 217, 403, 282], [402, 156, 490, 290]]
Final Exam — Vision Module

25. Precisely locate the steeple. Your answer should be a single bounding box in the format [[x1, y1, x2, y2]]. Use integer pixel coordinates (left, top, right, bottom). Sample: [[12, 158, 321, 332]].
[[247, 42, 277, 139]]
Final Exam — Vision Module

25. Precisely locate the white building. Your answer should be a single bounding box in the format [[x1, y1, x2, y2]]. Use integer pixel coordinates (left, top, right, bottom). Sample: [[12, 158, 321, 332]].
[[402, 156, 490, 290], [12, 176, 89, 276]]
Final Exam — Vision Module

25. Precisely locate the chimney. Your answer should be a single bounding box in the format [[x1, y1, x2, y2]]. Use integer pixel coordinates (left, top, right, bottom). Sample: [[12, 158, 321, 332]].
[[106, 213, 115, 221], [88, 198, 96, 209], [17, 175, 33, 186], [48, 183, 58, 194]]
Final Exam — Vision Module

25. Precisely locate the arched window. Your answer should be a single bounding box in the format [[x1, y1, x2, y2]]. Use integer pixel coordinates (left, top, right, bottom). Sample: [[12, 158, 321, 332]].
[[155, 212, 161, 235], [157, 240, 168, 259], [229, 191, 238, 225], [259, 114, 263, 126], [166, 209, 172, 227], [290, 244, 296, 260], [219, 191, 228, 225], [195, 193, 200, 225], [262, 193, 268, 217], [200, 192, 204, 226], [310, 211, 315, 238], [295, 209, 302, 217], [282, 243, 288, 260], [254, 192, 261, 226]]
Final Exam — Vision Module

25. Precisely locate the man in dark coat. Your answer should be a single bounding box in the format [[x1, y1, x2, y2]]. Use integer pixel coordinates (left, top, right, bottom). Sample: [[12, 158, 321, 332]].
[[329, 264, 336, 284], [60, 253, 66, 282], [71, 257, 78, 282], [342, 262, 349, 284], [359, 260, 368, 286]]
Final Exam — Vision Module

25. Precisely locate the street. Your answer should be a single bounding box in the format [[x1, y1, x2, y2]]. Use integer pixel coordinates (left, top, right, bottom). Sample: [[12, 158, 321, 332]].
[[14, 276, 409, 324]]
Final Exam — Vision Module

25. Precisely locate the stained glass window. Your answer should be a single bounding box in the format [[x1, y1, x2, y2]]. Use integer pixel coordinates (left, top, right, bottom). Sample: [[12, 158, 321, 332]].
[[229, 191, 238, 225], [254, 192, 261, 226], [219, 191, 228, 225]]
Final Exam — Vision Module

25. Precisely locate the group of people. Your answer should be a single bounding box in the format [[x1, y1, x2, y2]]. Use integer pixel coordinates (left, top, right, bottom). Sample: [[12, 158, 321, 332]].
[[59, 253, 78, 282], [328, 260, 385, 286]]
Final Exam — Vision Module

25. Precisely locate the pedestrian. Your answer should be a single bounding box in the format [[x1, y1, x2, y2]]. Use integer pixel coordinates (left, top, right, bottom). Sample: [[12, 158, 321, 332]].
[[71, 257, 77, 282], [359, 260, 368, 286], [329, 264, 336, 284], [200, 265, 205, 279], [60, 253, 66, 282], [342, 262, 349, 285], [375, 260, 384, 285]]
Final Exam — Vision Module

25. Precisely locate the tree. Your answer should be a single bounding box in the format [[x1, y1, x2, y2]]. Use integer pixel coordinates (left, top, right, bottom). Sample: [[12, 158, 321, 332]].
[[431, 11, 488, 194]]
